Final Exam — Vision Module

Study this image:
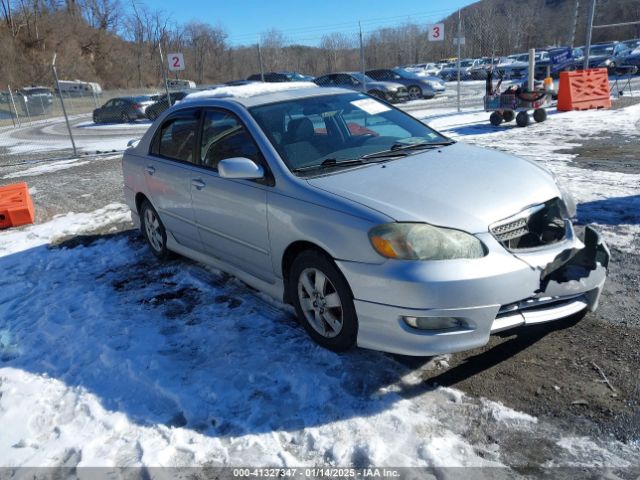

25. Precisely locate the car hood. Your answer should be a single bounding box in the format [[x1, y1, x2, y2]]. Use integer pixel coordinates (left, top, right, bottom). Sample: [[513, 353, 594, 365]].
[[306, 142, 560, 233]]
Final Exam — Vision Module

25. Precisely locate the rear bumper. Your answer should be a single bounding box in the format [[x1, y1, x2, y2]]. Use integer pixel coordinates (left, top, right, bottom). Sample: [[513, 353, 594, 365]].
[[338, 226, 609, 356]]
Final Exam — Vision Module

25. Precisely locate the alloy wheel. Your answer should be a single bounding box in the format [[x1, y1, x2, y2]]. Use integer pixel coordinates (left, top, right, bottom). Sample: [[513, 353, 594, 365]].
[[297, 267, 343, 338], [144, 207, 164, 252]]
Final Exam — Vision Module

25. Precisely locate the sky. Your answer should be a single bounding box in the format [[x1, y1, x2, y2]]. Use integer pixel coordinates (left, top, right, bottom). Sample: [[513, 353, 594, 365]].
[[146, 0, 478, 46]]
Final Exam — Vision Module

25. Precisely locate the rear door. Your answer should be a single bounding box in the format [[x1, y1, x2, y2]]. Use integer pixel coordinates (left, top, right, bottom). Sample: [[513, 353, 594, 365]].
[[189, 108, 274, 282], [143, 108, 202, 250]]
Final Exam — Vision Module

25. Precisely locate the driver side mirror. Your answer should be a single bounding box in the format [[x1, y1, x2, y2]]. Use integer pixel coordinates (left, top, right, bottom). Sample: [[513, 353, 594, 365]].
[[218, 157, 264, 180]]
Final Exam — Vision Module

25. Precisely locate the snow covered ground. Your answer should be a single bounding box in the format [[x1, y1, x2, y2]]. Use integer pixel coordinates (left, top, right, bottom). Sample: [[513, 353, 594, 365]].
[[0, 100, 639, 472]]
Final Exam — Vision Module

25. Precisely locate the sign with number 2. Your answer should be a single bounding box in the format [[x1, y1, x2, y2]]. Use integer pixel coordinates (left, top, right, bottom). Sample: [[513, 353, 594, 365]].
[[427, 24, 445, 42], [168, 53, 185, 71]]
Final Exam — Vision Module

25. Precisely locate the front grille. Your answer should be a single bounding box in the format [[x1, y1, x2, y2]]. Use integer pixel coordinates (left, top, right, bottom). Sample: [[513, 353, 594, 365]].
[[490, 198, 567, 251]]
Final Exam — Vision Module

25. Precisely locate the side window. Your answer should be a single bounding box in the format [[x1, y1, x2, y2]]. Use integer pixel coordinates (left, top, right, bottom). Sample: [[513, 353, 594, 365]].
[[151, 111, 199, 163], [200, 110, 262, 170]]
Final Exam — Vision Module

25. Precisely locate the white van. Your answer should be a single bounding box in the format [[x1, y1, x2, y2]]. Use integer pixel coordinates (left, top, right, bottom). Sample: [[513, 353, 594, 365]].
[[57, 80, 103, 96]]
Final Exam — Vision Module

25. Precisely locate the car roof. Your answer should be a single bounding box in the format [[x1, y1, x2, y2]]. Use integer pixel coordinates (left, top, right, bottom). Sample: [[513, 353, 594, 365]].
[[181, 83, 350, 108]]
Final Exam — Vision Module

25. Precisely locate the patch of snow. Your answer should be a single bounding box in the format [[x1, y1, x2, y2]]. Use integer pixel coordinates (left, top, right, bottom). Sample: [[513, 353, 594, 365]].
[[482, 399, 538, 425], [183, 82, 319, 102], [3, 159, 90, 179], [0, 203, 131, 255]]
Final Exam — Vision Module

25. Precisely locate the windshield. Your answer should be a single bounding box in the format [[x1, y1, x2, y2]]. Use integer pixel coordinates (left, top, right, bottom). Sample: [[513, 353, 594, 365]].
[[133, 95, 152, 102], [250, 92, 450, 174], [393, 68, 419, 78], [590, 45, 614, 55], [351, 72, 375, 83], [460, 60, 474, 67]]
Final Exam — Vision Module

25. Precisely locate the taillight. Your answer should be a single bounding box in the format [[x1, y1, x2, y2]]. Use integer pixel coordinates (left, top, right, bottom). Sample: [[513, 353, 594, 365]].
[[132, 103, 141, 109]]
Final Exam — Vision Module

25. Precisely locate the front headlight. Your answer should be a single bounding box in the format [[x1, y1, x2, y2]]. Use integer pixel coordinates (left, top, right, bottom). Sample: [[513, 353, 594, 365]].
[[600, 59, 612, 67], [369, 223, 486, 260]]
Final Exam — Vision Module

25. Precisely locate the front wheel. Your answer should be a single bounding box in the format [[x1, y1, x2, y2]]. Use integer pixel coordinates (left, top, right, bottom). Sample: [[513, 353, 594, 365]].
[[289, 251, 358, 352], [140, 200, 171, 260], [120, 112, 129, 123], [490, 112, 503, 126], [408, 85, 423, 100]]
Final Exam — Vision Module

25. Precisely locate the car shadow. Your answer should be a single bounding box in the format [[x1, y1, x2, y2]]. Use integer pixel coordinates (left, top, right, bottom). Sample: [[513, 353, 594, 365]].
[[577, 195, 640, 226], [0, 229, 562, 439]]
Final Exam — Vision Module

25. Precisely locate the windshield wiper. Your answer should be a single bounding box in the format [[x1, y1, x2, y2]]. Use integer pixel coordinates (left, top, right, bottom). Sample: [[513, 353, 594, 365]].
[[390, 140, 455, 151], [360, 140, 455, 160], [291, 158, 364, 173]]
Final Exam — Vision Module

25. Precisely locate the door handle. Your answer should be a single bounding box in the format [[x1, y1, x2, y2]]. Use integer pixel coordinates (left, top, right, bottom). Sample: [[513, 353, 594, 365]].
[[146, 165, 155, 175], [191, 179, 206, 190]]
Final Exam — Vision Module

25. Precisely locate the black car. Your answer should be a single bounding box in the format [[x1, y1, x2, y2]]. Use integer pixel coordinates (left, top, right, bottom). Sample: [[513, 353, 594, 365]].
[[246, 72, 314, 82], [145, 91, 191, 120], [92, 96, 153, 124], [577, 42, 631, 70], [366, 68, 445, 99]]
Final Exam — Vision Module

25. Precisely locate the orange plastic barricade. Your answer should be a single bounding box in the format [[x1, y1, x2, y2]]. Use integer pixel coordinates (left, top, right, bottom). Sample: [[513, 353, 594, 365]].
[[557, 68, 611, 111], [0, 182, 35, 229]]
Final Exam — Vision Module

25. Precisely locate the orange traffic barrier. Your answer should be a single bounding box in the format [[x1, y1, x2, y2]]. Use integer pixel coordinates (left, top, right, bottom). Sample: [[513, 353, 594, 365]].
[[557, 68, 611, 111], [0, 182, 35, 229]]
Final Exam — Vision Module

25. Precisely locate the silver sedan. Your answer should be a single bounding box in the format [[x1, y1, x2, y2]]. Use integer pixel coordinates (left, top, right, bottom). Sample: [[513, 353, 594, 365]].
[[122, 84, 609, 356]]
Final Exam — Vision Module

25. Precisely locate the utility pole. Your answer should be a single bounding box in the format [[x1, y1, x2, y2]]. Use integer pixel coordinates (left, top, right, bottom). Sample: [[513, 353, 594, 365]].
[[51, 53, 77, 157], [570, 0, 580, 48], [456, 9, 461, 112], [257, 42, 265, 82], [359, 21, 366, 94], [583, 0, 596, 70], [158, 42, 172, 108]]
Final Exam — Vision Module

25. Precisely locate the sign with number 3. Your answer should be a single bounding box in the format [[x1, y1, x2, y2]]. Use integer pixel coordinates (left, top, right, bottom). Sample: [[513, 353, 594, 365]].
[[168, 53, 185, 71], [427, 24, 444, 42]]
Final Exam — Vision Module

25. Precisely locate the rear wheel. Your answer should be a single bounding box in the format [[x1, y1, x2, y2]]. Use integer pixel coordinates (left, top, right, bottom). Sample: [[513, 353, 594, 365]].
[[516, 111, 530, 127], [533, 108, 547, 123], [289, 250, 358, 352], [490, 112, 503, 126], [140, 200, 171, 260]]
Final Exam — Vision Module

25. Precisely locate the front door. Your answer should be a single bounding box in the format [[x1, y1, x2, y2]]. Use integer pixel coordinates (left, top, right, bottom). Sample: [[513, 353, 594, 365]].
[[190, 108, 274, 282]]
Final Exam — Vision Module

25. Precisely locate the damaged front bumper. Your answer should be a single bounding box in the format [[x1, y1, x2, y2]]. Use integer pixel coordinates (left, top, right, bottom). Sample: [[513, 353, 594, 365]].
[[338, 225, 609, 356]]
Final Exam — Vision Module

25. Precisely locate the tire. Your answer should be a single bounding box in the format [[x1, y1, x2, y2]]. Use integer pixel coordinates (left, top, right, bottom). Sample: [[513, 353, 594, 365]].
[[490, 112, 503, 126], [288, 250, 358, 352], [533, 108, 547, 123], [147, 110, 157, 121], [502, 110, 515, 122], [140, 200, 172, 260], [93, 113, 100, 124], [120, 112, 128, 123], [516, 111, 530, 127], [408, 85, 423, 100]]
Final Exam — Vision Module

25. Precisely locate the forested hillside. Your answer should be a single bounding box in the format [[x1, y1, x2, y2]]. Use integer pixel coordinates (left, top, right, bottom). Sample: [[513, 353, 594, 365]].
[[1, 0, 638, 90]]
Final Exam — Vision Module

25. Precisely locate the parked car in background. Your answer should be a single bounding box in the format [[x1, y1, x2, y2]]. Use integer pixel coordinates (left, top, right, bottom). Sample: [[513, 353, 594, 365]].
[[621, 39, 640, 51], [247, 72, 314, 82], [314, 72, 408, 103], [122, 84, 609, 356], [225, 80, 259, 86], [145, 91, 194, 120], [92, 95, 154, 123], [167, 79, 196, 89], [366, 68, 445, 99], [438, 59, 482, 81], [17, 87, 53, 115], [621, 45, 640, 72], [495, 55, 529, 80], [578, 42, 630, 70], [468, 57, 495, 80], [403, 63, 441, 77]]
